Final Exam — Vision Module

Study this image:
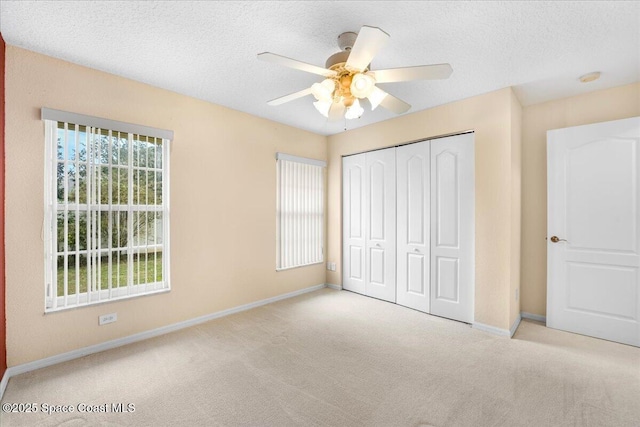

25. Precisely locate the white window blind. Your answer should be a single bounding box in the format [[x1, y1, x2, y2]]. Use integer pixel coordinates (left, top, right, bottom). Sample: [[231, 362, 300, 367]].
[[276, 153, 325, 270], [43, 109, 171, 312]]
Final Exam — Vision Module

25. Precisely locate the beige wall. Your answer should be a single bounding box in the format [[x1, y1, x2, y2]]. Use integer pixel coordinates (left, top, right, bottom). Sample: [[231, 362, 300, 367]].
[[520, 82, 640, 316], [326, 88, 521, 331], [5, 46, 327, 366]]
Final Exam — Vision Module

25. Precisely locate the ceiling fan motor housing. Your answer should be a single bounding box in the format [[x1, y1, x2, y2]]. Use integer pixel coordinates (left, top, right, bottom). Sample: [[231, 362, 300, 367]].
[[325, 31, 358, 69], [325, 51, 349, 69], [338, 31, 358, 51]]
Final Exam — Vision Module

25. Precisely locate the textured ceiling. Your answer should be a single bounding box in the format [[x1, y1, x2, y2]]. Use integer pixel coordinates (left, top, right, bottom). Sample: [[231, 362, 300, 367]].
[[1, 1, 638, 136]]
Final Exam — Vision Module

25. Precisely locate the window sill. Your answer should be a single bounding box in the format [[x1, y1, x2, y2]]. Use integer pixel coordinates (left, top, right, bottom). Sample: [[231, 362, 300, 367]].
[[276, 261, 324, 272], [45, 285, 170, 314]]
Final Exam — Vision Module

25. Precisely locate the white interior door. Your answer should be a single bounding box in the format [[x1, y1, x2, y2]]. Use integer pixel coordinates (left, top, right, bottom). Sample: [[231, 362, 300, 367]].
[[547, 116, 640, 347], [396, 141, 431, 312], [342, 154, 366, 295], [365, 148, 396, 302], [430, 133, 475, 323]]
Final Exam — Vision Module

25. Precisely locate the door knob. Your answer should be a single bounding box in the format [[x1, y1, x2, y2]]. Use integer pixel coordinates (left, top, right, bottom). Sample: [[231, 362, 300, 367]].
[[414, 248, 420, 253], [376, 243, 381, 247], [550, 236, 567, 243]]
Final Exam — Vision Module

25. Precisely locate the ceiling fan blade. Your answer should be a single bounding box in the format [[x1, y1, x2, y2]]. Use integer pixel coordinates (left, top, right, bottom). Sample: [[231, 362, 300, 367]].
[[372, 64, 453, 83], [258, 52, 337, 77], [267, 87, 313, 106], [378, 90, 411, 114], [345, 26, 390, 72], [328, 102, 345, 122]]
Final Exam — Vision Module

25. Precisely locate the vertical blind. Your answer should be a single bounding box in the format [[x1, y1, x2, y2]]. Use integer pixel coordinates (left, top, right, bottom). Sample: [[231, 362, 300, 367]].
[[43, 109, 172, 311], [276, 153, 326, 270]]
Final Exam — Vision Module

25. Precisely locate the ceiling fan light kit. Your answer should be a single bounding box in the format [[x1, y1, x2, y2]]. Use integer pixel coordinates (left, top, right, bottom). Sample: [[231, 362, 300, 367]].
[[345, 99, 365, 120], [311, 79, 336, 102], [350, 73, 376, 98], [368, 86, 388, 110], [258, 25, 453, 122], [313, 99, 331, 117]]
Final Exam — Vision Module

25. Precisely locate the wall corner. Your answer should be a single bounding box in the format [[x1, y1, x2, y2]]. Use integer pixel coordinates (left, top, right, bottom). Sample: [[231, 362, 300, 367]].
[[0, 32, 7, 378], [509, 88, 523, 329]]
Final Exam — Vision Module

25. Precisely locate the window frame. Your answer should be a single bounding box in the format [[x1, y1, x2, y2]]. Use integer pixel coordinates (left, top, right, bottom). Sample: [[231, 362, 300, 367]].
[[42, 108, 172, 312]]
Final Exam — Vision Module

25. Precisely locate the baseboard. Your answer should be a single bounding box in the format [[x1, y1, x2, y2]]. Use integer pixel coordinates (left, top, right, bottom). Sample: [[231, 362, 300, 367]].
[[472, 322, 511, 337], [521, 312, 546, 323], [0, 369, 9, 400], [510, 314, 522, 337], [473, 314, 523, 338], [0, 283, 327, 401], [326, 283, 342, 290]]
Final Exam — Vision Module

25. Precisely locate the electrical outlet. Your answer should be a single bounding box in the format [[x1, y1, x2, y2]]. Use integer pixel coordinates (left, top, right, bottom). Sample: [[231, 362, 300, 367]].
[[331, 262, 337, 271], [327, 262, 332, 270], [515, 289, 519, 301], [99, 313, 117, 325]]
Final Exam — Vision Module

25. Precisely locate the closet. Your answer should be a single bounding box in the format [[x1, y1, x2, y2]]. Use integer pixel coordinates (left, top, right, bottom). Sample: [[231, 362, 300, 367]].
[[342, 132, 474, 323]]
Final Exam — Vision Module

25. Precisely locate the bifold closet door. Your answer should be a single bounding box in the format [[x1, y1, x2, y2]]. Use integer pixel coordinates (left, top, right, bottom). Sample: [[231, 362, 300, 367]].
[[365, 148, 396, 302], [430, 133, 475, 323], [343, 135, 473, 323], [342, 154, 366, 295], [342, 148, 396, 302], [396, 141, 431, 312]]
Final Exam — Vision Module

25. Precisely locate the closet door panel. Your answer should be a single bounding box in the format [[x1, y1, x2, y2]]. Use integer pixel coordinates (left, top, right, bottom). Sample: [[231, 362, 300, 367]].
[[342, 154, 366, 295], [365, 148, 396, 302], [396, 141, 430, 312], [430, 133, 475, 323]]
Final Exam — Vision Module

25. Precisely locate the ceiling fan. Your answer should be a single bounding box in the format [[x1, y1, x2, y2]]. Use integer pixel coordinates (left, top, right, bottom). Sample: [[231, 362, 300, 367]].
[[258, 25, 453, 121]]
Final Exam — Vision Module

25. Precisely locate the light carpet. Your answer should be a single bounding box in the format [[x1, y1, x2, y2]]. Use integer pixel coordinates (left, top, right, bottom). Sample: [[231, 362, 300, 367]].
[[1, 288, 639, 426]]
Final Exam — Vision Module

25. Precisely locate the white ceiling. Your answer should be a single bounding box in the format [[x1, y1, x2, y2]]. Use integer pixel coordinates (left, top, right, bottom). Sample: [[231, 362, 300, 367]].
[[1, 1, 638, 136]]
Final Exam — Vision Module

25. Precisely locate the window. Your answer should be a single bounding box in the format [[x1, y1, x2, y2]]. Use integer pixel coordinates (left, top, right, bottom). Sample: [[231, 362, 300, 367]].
[[42, 108, 172, 311], [276, 153, 326, 270]]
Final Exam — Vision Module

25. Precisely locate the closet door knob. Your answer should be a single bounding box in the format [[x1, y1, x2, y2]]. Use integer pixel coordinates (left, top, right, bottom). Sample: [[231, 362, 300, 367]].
[[414, 248, 420, 253], [375, 243, 381, 247]]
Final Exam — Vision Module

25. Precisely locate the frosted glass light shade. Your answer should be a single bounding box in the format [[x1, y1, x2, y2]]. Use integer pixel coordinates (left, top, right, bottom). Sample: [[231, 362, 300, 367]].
[[350, 73, 376, 98], [345, 99, 364, 120], [367, 86, 388, 110], [313, 99, 332, 117], [311, 79, 336, 102]]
